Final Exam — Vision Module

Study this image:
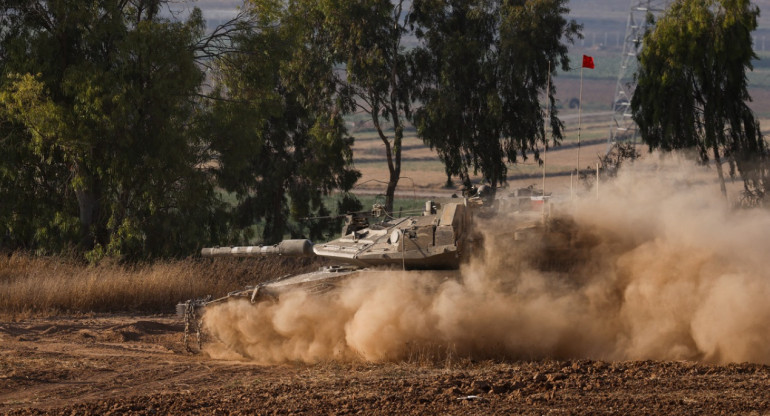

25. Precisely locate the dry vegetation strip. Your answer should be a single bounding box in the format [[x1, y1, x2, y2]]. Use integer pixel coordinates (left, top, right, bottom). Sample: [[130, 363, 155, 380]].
[[0, 253, 327, 316]]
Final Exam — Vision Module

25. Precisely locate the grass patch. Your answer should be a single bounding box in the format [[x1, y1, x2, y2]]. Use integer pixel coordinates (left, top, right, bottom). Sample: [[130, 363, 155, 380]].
[[0, 252, 326, 316], [0, 192, 429, 316]]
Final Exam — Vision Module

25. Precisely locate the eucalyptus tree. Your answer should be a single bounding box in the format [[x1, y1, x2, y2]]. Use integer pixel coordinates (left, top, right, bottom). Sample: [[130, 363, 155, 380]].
[[240, 0, 579, 210], [205, 0, 361, 243], [324, 0, 415, 214], [631, 0, 766, 200], [246, 0, 413, 214], [410, 0, 581, 187], [0, 1, 230, 259]]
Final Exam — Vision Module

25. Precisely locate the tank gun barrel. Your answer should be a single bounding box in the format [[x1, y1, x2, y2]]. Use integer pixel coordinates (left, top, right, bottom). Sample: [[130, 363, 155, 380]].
[[201, 239, 314, 258]]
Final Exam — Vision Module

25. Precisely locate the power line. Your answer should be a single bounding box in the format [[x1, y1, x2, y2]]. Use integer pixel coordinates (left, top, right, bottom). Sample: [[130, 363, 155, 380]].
[[608, 0, 672, 148]]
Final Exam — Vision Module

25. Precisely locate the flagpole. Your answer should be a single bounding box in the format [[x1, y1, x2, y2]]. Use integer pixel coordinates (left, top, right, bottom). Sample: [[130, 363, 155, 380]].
[[543, 61, 551, 220], [577, 65, 583, 179]]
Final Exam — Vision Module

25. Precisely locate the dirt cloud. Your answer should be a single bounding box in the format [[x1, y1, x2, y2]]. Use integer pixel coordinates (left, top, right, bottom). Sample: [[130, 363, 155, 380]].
[[204, 153, 770, 364]]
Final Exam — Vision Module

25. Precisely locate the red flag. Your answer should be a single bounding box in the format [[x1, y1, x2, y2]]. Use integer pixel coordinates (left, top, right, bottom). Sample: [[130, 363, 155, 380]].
[[582, 55, 595, 69]]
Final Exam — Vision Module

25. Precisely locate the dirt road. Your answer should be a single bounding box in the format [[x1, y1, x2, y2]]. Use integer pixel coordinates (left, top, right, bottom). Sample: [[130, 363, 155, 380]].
[[2, 314, 769, 415]]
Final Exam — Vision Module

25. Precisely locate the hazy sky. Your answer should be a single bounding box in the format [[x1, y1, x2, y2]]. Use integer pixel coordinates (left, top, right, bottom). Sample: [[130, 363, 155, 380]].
[[189, 0, 770, 35], [186, 0, 241, 28]]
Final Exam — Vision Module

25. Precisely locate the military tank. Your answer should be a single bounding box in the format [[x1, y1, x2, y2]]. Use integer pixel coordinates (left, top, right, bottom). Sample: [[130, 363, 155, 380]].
[[185, 188, 555, 302], [177, 198, 480, 350], [178, 188, 556, 351], [182, 199, 470, 309]]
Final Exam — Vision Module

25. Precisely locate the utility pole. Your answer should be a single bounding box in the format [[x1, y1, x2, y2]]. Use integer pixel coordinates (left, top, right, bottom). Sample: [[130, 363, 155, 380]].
[[608, 0, 672, 148]]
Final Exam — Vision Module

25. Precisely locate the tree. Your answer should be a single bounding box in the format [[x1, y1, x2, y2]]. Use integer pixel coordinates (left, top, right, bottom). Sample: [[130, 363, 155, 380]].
[[323, 0, 414, 214], [0, 1, 231, 259], [244, 0, 413, 214], [410, 0, 581, 187], [631, 0, 767, 200], [205, 0, 360, 244], [0, 108, 80, 253], [238, 0, 579, 210]]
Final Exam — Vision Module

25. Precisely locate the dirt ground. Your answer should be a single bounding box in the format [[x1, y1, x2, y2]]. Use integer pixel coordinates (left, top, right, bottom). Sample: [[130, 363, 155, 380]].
[[2, 314, 770, 415]]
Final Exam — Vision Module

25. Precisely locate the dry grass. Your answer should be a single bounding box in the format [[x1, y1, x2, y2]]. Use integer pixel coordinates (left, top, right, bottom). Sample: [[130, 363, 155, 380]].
[[0, 252, 328, 316]]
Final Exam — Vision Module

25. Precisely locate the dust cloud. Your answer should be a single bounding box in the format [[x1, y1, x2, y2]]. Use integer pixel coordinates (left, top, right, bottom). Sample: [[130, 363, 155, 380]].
[[204, 153, 770, 364]]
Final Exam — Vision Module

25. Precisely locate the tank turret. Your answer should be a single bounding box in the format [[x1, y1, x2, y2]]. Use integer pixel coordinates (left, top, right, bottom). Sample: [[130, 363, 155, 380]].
[[199, 201, 472, 270]]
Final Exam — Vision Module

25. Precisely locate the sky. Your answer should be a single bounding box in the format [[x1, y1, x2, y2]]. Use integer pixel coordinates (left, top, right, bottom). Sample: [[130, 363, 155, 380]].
[[178, 0, 242, 28], [189, 0, 770, 34]]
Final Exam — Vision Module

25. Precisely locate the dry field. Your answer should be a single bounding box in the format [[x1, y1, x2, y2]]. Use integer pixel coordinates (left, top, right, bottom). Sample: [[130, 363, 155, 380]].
[[0, 253, 327, 317], [3, 256, 770, 415], [3, 315, 770, 415], [5, 168, 770, 414]]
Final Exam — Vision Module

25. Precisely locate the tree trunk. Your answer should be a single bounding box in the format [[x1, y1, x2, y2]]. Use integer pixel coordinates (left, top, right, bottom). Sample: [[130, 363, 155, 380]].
[[385, 169, 398, 215], [75, 188, 99, 249], [264, 190, 286, 244], [73, 162, 102, 250], [712, 144, 727, 198], [385, 124, 403, 215], [371, 107, 402, 215]]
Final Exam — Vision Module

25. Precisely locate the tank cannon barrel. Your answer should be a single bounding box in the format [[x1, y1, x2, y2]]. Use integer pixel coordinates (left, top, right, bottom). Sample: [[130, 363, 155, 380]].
[[201, 239, 314, 258]]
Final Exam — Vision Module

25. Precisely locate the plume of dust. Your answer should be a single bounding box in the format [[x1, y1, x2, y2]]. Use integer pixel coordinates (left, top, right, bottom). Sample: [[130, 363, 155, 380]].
[[203, 153, 770, 364]]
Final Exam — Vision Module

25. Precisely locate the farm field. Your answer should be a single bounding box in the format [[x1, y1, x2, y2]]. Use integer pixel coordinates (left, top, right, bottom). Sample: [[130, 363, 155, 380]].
[[3, 314, 770, 415]]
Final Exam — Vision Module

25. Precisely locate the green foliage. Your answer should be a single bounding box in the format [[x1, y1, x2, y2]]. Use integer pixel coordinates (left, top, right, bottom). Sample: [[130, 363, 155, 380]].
[[410, 0, 581, 187], [205, 1, 360, 244], [237, 0, 580, 212], [0, 113, 80, 254], [334, 0, 414, 214], [318, 0, 414, 214], [0, 1, 231, 260], [631, 0, 768, 201], [241, 0, 423, 215]]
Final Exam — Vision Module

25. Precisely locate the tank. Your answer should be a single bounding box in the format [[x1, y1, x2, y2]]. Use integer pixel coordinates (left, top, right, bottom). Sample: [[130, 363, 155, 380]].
[[178, 190, 554, 351], [188, 200, 471, 303]]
